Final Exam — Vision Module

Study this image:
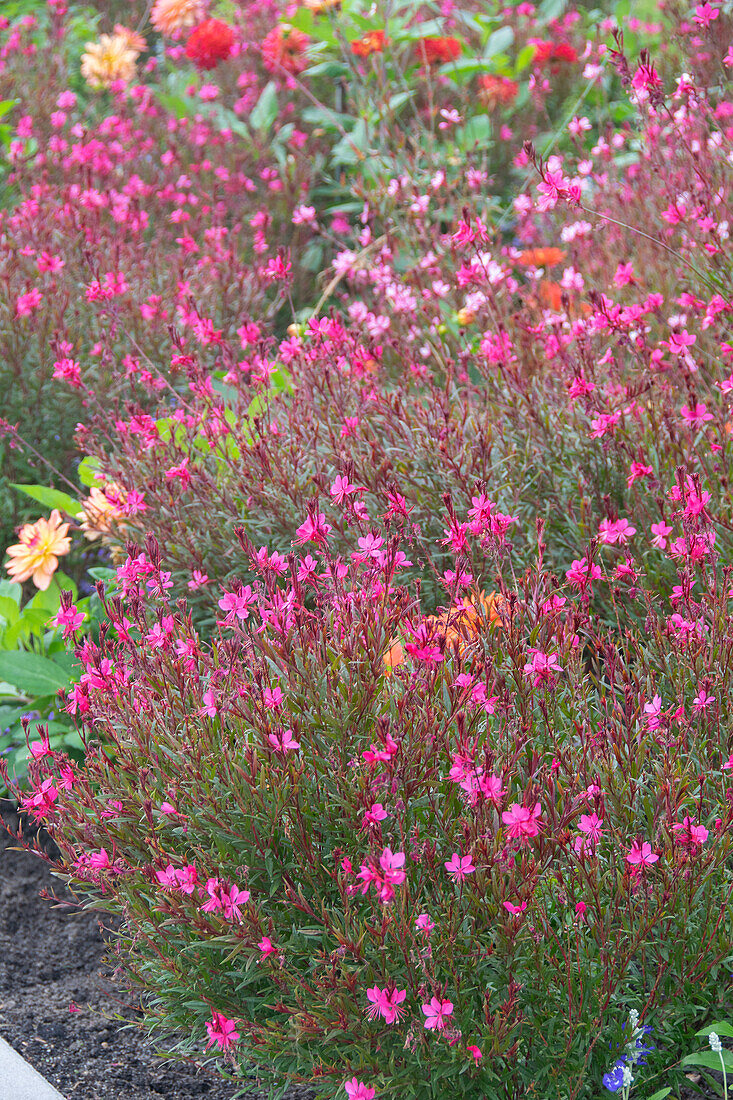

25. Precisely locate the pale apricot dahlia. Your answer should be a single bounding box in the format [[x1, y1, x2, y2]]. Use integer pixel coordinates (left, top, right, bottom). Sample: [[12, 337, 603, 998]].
[[5, 510, 71, 591], [77, 484, 126, 541], [151, 0, 207, 37], [80, 34, 139, 89]]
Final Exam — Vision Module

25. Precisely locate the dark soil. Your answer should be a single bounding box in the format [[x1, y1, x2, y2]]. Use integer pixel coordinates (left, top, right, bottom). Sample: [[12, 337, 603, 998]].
[[0, 805, 311, 1100]]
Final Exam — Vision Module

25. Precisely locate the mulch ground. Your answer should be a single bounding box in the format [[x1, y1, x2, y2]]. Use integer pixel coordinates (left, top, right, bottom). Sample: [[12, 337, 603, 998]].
[[0, 804, 311, 1100]]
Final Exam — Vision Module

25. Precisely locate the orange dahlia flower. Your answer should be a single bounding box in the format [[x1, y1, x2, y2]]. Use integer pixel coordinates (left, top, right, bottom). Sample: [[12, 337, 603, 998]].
[[517, 247, 566, 268], [351, 30, 388, 58], [5, 510, 71, 591], [384, 590, 504, 674]]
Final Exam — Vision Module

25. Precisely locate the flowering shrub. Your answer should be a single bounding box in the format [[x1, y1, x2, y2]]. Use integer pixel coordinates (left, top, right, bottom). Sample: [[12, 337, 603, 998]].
[[20, 518, 733, 1097], [3, 0, 733, 1097]]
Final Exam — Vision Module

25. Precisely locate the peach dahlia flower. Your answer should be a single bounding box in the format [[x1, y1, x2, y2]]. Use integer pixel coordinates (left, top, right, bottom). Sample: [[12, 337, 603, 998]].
[[151, 0, 207, 36], [81, 33, 139, 89], [5, 510, 71, 591]]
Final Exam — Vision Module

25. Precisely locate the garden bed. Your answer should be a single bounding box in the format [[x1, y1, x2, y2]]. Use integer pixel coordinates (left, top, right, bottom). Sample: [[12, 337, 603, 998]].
[[0, 806, 309, 1100]]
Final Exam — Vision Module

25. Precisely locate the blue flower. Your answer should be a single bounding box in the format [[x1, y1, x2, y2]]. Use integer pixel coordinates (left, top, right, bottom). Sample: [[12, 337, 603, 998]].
[[602, 1059, 627, 1092]]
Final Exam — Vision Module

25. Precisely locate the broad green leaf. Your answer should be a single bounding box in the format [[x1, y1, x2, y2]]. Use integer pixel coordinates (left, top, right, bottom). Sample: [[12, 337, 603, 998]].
[[0, 651, 71, 697], [11, 483, 80, 516], [0, 596, 20, 628], [697, 1022, 733, 1038], [538, 0, 568, 22], [456, 114, 492, 151], [681, 1050, 733, 1071], [0, 581, 21, 606], [77, 456, 102, 488], [331, 118, 369, 167], [250, 81, 279, 135], [484, 26, 514, 57], [305, 61, 351, 79], [646, 1089, 672, 1100]]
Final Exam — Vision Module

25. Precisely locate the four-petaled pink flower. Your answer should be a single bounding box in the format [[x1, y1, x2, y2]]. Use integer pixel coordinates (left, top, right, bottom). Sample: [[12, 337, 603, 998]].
[[344, 1079, 376, 1100], [503, 900, 527, 915], [626, 840, 659, 868], [672, 817, 709, 846], [444, 851, 476, 881], [502, 802, 543, 844], [523, 650, 563, 686], [365, 985, 407, 1024], [422, 996, 454, 1030], [268, 727, 300, 752], [205, 1010, 240, 1050]]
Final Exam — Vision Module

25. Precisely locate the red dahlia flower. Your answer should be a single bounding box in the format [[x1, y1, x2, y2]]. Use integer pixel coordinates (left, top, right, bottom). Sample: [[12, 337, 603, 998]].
[[533, 40, 578, 68], [416, 36, 461, 65], [185, 19, 235, 70], [261, 24, 310, 75]]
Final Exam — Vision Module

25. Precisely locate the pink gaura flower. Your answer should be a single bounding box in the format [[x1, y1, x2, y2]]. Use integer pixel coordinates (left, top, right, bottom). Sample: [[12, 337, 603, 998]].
[[268, 727, 300, 753], [258, 936, 277, 957], [344, 1079, 375, 1100], [503, 900, 527, 915], [673, 817, 709, 846], [626, 840, 659, 868], [205, 1011, 240, 1050], [365, 985, 407, 1024], [502, 802, 543, 844], [466, 1044, 483, 1064], [650, 521, 672, 549], [295, 512, 332, 545], [680, 402, 713, 428], [692, 688, 715, 713], [523, 650, 563, 686], [444, 851, 476, 881], [422, 996, 454, 1030]]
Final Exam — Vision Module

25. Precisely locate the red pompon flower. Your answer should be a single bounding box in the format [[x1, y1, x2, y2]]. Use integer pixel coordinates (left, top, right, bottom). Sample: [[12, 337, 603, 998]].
[[261, 24, 310, 75], [185, 19, 235, 70], [351, 30, 388, 58], [416, 36, 461, 65], [533, 40, 578, 68]]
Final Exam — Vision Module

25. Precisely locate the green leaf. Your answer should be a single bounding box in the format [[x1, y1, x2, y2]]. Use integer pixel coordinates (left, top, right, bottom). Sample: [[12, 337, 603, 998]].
[[305, 61, 351, 79], [331, 118, 369, 167], [0, 596, 20, 629], [646, 1089, 672, 1100], [155, 91, 193, 120], [11, 483, 80, 516], [0, 100, 16, 121], [0, 581, 21, 606], [0, 652, 71, 697], [681, 1050, 733, 1071], [697, 1022, 733, 1038], [456, 114, 492, 151], [538, 0, 568, 22], [250, 81, 279, 135], [77, 456, 102, 488], [484, 26, 514, 56]]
